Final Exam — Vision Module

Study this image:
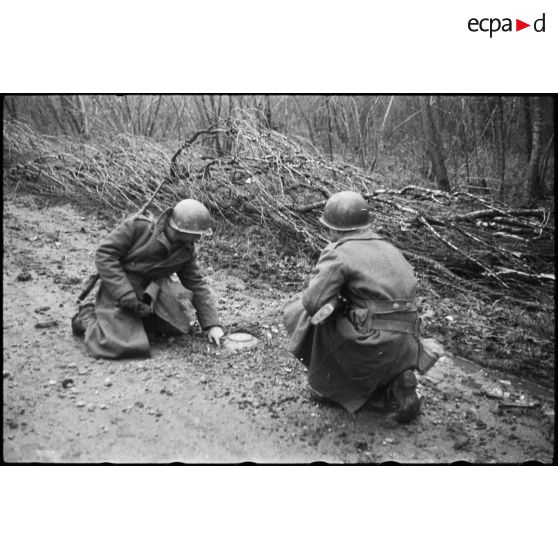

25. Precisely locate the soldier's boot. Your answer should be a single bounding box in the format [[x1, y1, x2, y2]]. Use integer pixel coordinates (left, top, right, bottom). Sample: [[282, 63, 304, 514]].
[[71, 303, 96, 336], [364, 385, 396, 413], [387, 369, 421, 423]]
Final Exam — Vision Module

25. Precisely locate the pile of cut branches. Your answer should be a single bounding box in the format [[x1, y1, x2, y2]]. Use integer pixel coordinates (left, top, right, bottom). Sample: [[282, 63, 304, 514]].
[[3, 114, 554, 306]]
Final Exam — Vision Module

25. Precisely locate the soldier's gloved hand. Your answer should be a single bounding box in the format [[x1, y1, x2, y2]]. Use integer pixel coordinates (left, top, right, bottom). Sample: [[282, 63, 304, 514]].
[[118, 292, 151, 317], [118, 291, 139, 311], [206, 326, 224, 347], [135, 301, 152, 318]]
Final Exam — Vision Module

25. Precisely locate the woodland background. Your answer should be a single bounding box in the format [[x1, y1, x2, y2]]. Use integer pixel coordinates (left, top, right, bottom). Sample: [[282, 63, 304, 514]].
[[3, 95, 555, 205]]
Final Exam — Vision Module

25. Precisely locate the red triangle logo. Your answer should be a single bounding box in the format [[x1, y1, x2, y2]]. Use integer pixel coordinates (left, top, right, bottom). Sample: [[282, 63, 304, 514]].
[[516, 19, 530, 31]]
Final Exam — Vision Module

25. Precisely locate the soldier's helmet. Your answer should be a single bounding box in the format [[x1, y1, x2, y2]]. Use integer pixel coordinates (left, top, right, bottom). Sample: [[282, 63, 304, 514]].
[[319, 191, 370, 231], [169, 199, 213, 235]]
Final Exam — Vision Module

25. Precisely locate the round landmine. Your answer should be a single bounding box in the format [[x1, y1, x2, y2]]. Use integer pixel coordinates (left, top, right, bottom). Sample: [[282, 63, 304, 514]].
[[222, 332, 258, 352], [422, 337, 444, 357]]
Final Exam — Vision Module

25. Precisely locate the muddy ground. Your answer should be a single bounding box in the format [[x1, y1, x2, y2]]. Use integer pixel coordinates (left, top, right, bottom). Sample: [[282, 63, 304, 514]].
[[2, 189, 555, 463]]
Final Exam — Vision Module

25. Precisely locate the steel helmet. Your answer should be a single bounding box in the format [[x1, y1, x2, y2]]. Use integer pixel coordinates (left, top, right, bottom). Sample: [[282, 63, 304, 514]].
[[319, 191, 370, 231], [169, 199, 213, 235]]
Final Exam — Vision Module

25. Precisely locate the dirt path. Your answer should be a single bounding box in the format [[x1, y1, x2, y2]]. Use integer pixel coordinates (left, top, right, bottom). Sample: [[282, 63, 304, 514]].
[[3, 190, 555, 463]]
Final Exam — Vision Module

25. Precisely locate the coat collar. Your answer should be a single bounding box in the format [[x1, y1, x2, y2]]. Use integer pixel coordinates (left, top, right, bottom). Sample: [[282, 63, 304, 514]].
[[154, 208, 173, 251], [331, 227, 383, 248]]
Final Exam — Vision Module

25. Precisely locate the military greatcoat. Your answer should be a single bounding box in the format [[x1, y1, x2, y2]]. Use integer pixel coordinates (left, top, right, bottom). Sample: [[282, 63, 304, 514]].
[[84, 209, 219, 359], [283, 228, 437, 413]]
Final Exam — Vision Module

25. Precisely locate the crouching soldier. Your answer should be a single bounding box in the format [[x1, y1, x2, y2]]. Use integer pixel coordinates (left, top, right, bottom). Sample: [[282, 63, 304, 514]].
[[72, 199, 224, 359], [283, 191, 438, 423]]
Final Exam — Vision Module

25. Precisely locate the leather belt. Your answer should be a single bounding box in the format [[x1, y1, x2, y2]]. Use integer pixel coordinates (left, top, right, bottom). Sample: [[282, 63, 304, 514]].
[[349, 299, 417, 314], [348, 307, 419, 336], [368, 316, 419, 336]]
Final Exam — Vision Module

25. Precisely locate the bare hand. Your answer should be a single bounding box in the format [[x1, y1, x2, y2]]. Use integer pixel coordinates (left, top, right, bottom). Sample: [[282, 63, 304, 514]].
[[206, 326, 224, 347]]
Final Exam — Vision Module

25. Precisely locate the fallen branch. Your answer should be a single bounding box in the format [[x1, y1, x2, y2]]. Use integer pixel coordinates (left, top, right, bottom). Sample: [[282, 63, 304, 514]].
[[368, 192, 451, 227], [393, 184, 453, 202], [417, 215, 509, 288], [402, 250, 463, 282], [493, 268, 555, 283], [449, 223, 533, 273], [454, 208, 546, 222], [170, 124, 227, 178]]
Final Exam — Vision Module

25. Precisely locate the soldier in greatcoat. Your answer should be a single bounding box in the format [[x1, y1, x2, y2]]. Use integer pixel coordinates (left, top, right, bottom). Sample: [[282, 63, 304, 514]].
[[72, 199, 224, 359], [283, 191, 438, 423]]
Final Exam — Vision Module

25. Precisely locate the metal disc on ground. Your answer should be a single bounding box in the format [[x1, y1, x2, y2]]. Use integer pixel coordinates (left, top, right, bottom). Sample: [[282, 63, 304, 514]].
[[422, 337, 445, 357], [223, 332, 258, 352]]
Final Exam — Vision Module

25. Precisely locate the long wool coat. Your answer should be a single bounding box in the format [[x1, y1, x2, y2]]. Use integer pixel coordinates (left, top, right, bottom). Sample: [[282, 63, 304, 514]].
[[283, 228, 437, 413], [84, 209, 219, 359]]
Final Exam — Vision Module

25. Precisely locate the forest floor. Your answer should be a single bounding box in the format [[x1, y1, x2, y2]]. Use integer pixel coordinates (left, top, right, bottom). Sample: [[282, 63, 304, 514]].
[[3, 188, 555, 463]]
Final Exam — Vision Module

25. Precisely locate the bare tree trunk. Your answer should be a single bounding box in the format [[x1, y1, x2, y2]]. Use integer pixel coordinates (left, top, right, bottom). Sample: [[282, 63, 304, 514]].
[[470, 98, 483, 187], [329, 100, 347, 160], [147, 95, 162, 137], [192, 95, 223, 155], [123, 96, 134, 134], [329, 99, 346, 142], [208, 94, 217, 116], [4, 96, 18, 120], [524, 96, 544, 201], [200, 95, 213, 124], [419, 96, 450, 191], [135, 96, 144, 135], [59, 95, 81, 135], [207, 95, 224, 155], [76, 95, 90, 138], [360, 97, 376, 171], [171, 96, 183, 142], [264, 95, 272, 128], [368, 95, 393, 173], [522, 97, 532, 162], [380, 95, 394, 134], [45, 96, 66, 133], [293, 96, 316, 146], [325, 97, 337, 178], [539, 133, 554, 195], [351, 98, 366, 169], [229, 94, 237, 117], [192, 95, 208, 127], [458, 97, 471, 186], [494, 96, 505, 200], [109, 96, 127, 133]]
